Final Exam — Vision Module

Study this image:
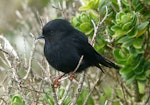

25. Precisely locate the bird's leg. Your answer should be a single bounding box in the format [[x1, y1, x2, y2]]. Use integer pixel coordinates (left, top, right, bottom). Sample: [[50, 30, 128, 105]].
[[53, 73, 66, 88], [69, 72, 75, 81]]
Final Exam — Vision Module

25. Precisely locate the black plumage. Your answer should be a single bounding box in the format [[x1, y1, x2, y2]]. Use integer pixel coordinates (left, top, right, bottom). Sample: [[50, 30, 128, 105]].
[[37, 19, 119, 73]]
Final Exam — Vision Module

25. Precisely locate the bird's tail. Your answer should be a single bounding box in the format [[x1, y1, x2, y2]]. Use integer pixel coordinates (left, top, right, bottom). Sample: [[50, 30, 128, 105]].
[[97, 54, 120, 69]]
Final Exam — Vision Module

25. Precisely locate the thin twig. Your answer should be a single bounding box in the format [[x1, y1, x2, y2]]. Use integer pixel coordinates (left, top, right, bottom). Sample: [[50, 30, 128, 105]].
[[70, 71, 85, 105], [23, 38, 37, 80], [51, 84, 59, 105], [73, 55, 84, 73], [83, 77, 101, 105], [91, 6, 108, 46], [0, 48, 9, 55]]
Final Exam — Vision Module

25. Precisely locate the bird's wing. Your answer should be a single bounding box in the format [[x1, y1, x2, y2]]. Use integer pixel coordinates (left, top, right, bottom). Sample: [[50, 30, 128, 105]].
[[69, 30, 120, 70]]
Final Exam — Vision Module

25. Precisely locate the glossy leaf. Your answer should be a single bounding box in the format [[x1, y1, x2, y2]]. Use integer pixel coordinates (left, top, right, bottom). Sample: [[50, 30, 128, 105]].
[[113, 49, 126, 61], [122, 22, 132, 30], [118, 35, 131, 43], [122, 38, 134, 47], [136, 21, 149, 37], [133, 38, 143, 49]]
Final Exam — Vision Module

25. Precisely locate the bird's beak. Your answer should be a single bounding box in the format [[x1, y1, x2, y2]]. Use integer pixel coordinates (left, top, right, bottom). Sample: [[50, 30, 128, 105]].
[[36, 34, 44, 40]]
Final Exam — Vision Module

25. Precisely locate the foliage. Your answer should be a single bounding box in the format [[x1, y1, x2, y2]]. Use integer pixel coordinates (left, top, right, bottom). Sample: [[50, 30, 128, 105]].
[[71, 0, 150, 84]]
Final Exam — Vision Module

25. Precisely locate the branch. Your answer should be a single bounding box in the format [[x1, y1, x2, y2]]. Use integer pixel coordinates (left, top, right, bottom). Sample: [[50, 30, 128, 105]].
[[91, 6, 108, 46], [23, 34, 37, 80], [0, 35, 19, 59], [51, 84, 59, 105], [73, 55, 84, 73], [70, 71, 85, 105], [83, 76, 102, 105]]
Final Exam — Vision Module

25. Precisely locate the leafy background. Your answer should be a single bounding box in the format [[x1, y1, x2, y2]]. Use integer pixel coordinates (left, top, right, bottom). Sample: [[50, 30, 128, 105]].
[[0, 0, 150, 105]]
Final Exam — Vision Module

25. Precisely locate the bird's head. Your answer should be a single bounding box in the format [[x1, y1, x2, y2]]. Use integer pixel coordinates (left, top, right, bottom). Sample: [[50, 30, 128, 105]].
[[37, 19, 74, 40]]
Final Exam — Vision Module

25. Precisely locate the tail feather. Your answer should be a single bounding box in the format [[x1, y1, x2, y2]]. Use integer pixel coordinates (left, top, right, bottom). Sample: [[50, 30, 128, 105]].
[[97, 54, 120, 69]]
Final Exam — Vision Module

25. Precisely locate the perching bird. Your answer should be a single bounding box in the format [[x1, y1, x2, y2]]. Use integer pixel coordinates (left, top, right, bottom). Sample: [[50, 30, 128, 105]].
[[37, 19, 119, 74]]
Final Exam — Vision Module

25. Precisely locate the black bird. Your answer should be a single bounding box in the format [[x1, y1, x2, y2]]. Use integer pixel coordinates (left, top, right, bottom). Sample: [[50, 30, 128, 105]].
[[37, 19, 119, 74]]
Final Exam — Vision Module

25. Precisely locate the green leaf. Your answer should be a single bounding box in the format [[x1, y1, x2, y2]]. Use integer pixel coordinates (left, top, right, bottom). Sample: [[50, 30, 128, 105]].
[[120, 68, 135, 81], [121, 13, 133, 24], [132, 54, 144, 70], [11, 94, 24, 105], [59, 89, 65, 99], [118, 35, 131, 43], [89, 10, 99, 21], [129, 29, 138, 38], [120, 66, 133, 74], [126, 75, 135, 84], [79, 0, 100, 11], [71, 17, 80, 26], [116, 12, 124, 22], [80, 22, 92, 32], [80, 13, 90, 22], [133, 38, 143, 49], [113, 49, 126, 61], [112, 29, 127, 38], [130, 12, 137, 27], [111, 25, 121, 32], [122, 22, 132, 30], [136, 73, 146, 82], [136, 21, 149, 37], [122, 38, 134, 47], [45, 93, 54, 105]]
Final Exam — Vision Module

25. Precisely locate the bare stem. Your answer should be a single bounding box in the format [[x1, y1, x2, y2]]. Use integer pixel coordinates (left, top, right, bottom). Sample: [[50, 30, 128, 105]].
[[70, 71, 85, 105], [23, 38, 37, 80], [91, 6, 108, 46]]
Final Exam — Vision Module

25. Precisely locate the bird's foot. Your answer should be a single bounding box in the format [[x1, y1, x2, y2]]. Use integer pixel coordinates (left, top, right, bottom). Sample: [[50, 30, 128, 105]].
[[69, 72, 75, 81], [53, 74, 65, 88], [53, 79, 60, 88]]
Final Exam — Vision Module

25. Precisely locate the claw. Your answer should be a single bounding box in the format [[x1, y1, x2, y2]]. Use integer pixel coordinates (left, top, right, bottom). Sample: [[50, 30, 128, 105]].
[[53, 73, 65, 88], [53, 79, 60, 88]]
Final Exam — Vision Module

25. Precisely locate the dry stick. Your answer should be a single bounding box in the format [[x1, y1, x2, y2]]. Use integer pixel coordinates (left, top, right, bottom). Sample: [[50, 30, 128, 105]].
[[46, 60, 60, 105], [0, 48, 9, 55], [69, 55, 84, 105], [23, 34, 37, 80], [70, 71, 85, 105], [73, 55, 84, 73], [91, 6, 108, 46], [83, 76, 102, 105], [52, 4, 67, 19], [51, 84, 59, 105], [39, 59, 59, 105], [0, 35, 19, 82], [0, 35, 19, 59]]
